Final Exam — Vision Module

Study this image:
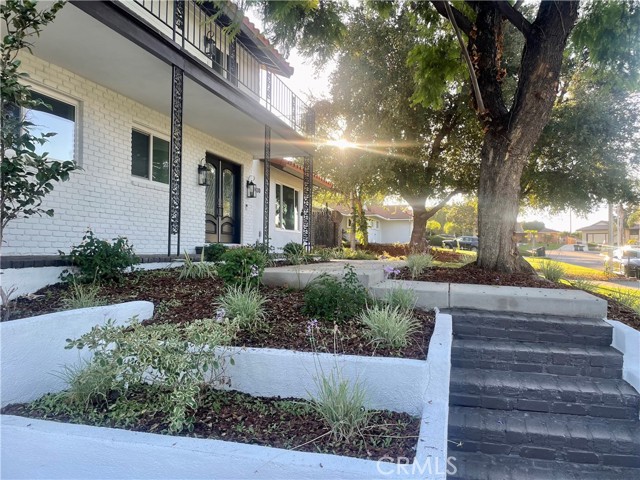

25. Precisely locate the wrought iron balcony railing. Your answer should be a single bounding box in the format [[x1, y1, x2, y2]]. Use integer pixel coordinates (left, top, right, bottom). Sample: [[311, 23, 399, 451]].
[[125, 0, 313, 136]]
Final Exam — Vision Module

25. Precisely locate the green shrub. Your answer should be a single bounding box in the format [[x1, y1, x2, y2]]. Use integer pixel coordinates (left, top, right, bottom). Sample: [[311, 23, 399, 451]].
[[302, 265, 370, 323], [218, 247, 267, 287], [427, 235, 444, 247], [179, 251, 217, 280], [64, 316, 235, 433], [283, 241, 305, 257], [203, 243, 228, 262], [312, 247, 334, 262], [359, 305, 419, 349], [406, 253, 434, 279], [217, 285, 267, 330], [341, 248, 377, 260], [310, 369, 371, 443], [383, 286, 417, 313], [61, 280, 104, 310], [540, 260, 565, 283], [59, 229, 139, 284]]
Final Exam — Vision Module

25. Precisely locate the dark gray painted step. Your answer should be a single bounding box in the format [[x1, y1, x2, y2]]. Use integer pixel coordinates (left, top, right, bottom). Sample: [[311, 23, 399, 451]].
[[447, 451, 640, 480], [450, 368, 640, 420], [450, 309, 612, 346], [451, 338, 623, 378], [448, 406, 640, 467]]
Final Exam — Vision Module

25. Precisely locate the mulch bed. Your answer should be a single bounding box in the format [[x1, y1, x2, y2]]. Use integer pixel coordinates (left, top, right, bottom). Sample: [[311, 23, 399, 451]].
[[1, 387, 420, 461], [364, 243, 467, 263], [395, 264, 564, 289], [3, 269, 434, 360]]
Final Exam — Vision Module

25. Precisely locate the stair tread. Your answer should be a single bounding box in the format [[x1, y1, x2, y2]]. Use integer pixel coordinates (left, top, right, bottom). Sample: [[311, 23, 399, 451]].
[[452, 338, 622, 357], [448, 452, 640, 480], [449, 308, 610, 326], [450, 367, 639, 397], [449, 406, 640, 441]]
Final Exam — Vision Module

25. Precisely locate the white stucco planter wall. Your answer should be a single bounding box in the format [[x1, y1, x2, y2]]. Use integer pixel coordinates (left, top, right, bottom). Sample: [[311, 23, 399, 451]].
[[0, 301, 154, 407], [606, 319, 640, 393], [0, 267, 68, 303], [0, 307, 453, 479]]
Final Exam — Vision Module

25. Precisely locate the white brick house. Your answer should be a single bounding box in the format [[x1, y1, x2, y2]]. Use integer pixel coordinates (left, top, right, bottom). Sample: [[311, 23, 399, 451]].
[[2, 0, 317, 266]]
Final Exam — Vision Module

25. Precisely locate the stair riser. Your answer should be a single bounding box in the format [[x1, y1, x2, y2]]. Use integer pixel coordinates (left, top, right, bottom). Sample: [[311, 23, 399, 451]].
[[453, 319, 612, 346], [452, 357, 622, 379], [449, 392, 639, 420], [447, 427, 640, 468]]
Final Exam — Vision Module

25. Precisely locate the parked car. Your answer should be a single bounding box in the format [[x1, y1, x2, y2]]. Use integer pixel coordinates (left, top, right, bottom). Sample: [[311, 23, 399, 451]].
[[443, 236, 479, 252], [606, 246, 640, 277]]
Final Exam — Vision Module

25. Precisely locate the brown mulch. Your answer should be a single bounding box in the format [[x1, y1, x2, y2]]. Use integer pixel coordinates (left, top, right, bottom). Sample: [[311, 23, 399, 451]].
[[1, 388, 420, 461], [363, 243, 467, 263], [3, 269, 434, 360], [395, 264, 564, 289]]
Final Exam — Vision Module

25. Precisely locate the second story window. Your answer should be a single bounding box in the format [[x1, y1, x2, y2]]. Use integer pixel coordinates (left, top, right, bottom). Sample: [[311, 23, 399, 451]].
[[131, 129, 169, 184]]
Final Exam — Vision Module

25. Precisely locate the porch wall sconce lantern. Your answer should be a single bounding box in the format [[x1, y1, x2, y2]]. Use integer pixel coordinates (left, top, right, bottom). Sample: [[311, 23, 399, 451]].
[[246, 176, 257, 198], [198, 159, 211, 186], [204, 30, 215, 58]]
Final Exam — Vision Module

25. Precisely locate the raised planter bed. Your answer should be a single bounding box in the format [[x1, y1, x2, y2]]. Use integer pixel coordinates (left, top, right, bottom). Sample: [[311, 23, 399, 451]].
[[0, 302, 453, 479]]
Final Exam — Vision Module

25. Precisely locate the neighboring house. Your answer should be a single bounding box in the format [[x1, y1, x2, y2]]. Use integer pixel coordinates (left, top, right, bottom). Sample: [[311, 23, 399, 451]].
[[577, 220, 639, 245], [2, 0, 317, 266], [332, 205, 413, 244]]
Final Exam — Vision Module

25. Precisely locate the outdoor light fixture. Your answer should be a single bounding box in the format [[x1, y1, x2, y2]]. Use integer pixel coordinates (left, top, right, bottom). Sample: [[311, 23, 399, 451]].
[[246, 176, 257, 198], [198, 159, 211, 186], [204, 30, 215, 58]]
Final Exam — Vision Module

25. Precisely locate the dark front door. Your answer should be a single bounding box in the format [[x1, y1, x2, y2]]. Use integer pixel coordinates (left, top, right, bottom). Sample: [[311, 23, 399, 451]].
[[205, 154, 241, 244]]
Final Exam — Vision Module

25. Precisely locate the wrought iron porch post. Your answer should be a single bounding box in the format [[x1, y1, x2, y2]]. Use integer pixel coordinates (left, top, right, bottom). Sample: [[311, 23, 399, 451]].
[[173, 0, 185, 44], [302, 156, 313, 252], [228, 39, 238, 86], [263, 125, 271, 248], [168, 65, 184, 256]]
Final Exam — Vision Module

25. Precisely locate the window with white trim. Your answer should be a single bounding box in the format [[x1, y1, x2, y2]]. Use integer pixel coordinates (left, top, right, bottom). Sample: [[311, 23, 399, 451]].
[[275, 183, 299, 230], [131, 129, 170, 184], [23, 90, 78, 162]]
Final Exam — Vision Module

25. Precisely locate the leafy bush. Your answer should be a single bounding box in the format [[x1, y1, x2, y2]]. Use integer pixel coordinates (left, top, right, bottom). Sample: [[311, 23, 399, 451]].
[[406, 253, 434, 279], [59, 229, 139, 284], [64, 316, 235, 433], [218, 247, 267, 287], [341, 248, 377, 260], [217, 286, 267, 330], [383, 286, 417, 313], [179, 251, 217, 280], [540, 260, 565, 283], [359, 305, 419, 349], [310, 369, 371, 443], [312, 247, 334, 262], [427, 236, 444, 247], [302, 265, 370, 323], [61, 280, 104, 310], [203, 243, 227, 262], [283, 241, 305, 257]]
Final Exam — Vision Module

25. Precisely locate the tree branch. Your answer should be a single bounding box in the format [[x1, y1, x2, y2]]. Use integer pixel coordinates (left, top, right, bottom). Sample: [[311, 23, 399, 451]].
[[430, 1, 472, 36], [490, 1, 531, 37], [443, 1, 486, 114], [425, 190, 461, 218]]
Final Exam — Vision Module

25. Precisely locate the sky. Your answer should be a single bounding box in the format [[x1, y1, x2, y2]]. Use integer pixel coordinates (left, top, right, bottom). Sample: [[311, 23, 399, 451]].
[[248, 10, 616, 234]]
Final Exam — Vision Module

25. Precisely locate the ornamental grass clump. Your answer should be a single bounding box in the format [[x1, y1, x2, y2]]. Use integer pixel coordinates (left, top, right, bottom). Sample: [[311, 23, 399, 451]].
[[406, 254, 433, 279], [217, 285, 267, 330], [179, 250, 217, 280], [310, 369, 371, 443], [540, 260, 565, 283], [359, 305, 419, 349], [383, 286, 417, 313], [60, 279, 104, 310]]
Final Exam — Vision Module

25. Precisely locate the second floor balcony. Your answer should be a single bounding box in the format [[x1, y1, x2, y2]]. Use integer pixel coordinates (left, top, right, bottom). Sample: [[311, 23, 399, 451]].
[[124, 0, 313, 137]]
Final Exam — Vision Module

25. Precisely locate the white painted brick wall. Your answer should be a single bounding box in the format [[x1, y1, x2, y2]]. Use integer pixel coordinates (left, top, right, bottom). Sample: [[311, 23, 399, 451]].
[[3, 54, 304, 256]]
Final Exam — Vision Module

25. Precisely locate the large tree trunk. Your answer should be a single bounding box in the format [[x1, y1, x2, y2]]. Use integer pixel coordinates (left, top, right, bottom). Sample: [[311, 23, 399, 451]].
[[470, 1, 580, 272], [409, 206, 430, 251]]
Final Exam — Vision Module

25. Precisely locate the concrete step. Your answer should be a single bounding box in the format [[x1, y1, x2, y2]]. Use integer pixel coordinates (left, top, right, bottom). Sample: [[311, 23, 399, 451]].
[[447, 451, 640, 480], [451, 338, 623, 378], [448, 406, 640, 467], [450, 368, 640, 419], [451, 309, 612, 346]]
